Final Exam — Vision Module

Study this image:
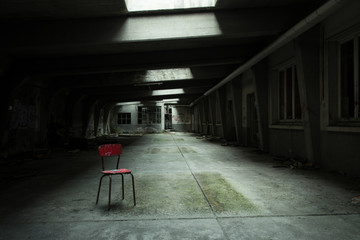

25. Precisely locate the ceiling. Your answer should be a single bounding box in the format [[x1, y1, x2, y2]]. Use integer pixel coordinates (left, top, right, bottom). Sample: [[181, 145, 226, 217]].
[[0, 0, 327, 106]]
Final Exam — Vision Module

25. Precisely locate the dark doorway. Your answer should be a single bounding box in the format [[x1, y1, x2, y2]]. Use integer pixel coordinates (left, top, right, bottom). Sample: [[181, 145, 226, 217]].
[[165, 106, 172, 130]]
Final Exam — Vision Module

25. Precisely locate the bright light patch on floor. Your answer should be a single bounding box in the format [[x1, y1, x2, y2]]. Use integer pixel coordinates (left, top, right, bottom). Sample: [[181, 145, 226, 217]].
[[125, 0, 217, 12], [152, 89, 185, 96]]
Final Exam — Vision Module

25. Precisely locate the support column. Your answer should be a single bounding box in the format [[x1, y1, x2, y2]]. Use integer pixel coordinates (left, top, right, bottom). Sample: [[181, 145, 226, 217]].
[[82, 98, 96, 138], [199, 99, 206, 135], [208, 92, 217, 136], [93, 101, 101, 137], [253, 61, 269, 151], [217, 86, 228, 139], [230, 77, 243, 145], [295, 26, 321, 164], [103, 103, 114, 135]]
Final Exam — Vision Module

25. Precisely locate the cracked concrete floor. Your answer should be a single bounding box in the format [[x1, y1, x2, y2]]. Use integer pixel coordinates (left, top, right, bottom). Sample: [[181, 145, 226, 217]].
[[0, 132, 360, 239]]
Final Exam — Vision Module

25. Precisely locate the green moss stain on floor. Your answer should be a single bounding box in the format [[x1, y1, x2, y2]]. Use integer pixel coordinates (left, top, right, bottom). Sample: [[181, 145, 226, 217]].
[[195, 172, 258, 214], [101, 173, 212, 218], [96, 172, 257, 218]]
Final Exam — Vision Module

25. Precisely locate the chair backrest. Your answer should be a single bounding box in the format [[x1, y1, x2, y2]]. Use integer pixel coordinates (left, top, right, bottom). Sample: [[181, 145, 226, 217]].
[[98, 144, 123, 170], [98, 144, 123, 157]]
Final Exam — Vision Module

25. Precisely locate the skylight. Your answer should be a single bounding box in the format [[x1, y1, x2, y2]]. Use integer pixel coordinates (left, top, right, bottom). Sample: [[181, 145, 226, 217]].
[[125, 0, 217, 12], [152, 88, 185, 96], [143, 68, 194, 82]]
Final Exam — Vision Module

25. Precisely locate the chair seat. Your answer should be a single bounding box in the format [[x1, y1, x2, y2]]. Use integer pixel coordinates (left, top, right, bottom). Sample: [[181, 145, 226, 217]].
[[102, 169, 132, 174]]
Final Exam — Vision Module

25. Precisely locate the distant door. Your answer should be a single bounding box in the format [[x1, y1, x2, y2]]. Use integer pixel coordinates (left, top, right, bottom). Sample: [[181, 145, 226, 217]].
[[165, 107, 172, 129], [247, 93, 259, 147]]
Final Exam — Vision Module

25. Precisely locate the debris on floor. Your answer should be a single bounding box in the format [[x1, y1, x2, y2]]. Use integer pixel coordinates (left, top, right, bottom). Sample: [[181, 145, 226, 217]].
[[221, 140, 239, 146], [272, 157, 315, 170]]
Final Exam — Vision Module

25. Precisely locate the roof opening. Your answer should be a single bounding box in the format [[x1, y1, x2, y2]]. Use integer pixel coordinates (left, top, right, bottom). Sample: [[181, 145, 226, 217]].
[[125, 0, 217, 12]]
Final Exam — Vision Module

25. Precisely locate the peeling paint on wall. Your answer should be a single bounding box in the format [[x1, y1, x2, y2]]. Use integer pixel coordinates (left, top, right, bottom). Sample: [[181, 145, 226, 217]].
[[172, 107, 191, 124]]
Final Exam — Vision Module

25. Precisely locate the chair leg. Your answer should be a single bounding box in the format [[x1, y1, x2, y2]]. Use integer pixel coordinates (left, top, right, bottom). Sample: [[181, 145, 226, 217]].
[[96, 175, 106, 204], [130, 173, 136, 206], [108, 175, 112, 210], [121, 174, 124, 200]]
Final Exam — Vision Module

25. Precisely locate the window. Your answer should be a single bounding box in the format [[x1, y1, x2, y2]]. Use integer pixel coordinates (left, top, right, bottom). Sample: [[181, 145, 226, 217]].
[[138, 106, 161, 124], [278, 64, 302, 121], [340, 37, 360, 119], [118, 113, 131, 124]]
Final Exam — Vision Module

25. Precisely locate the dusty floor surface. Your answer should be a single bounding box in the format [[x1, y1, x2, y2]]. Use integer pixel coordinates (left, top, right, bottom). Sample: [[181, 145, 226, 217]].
[[0, 132, 360, 239]]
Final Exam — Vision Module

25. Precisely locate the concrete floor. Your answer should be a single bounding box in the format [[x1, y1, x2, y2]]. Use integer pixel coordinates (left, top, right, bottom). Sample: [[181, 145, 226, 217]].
[[0, 132, 360, 239]]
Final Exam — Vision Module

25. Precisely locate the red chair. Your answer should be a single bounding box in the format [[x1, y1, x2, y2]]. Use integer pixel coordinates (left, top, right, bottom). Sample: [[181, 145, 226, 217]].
[[96, 144, 136, 210]]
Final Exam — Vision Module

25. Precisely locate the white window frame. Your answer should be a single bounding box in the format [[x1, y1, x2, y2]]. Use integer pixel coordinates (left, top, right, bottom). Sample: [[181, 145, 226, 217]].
[[138, 106, 161, 124], [118, 112, 131, 124], [277, 63, 302, 123], [338, 35, 360, 121]]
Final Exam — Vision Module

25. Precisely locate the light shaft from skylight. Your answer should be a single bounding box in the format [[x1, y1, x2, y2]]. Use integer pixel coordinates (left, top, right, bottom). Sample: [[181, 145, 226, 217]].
[[125, 0, 217, 12]]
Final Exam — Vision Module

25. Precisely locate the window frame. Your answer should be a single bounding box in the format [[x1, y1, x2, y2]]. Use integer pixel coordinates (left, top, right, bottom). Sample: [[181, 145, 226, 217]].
[[276, 63, 302, 124], [117, 112, 131, 125], [138, 106, 162, 124], [323, 23, 360, 132], [338, 35, 360, 121]]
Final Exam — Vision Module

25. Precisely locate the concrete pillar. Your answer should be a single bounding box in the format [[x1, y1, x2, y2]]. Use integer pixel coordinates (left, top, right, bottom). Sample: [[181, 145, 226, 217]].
[[203, 96, 210, 135], [82, 98, 96, 138], [208, 92, 217, 136], [103, 104, 114, 135], [230, 77, 243, 145], [294, 26, 321, 164], [199, 99, 206, 134], [218, 85, 237, 141], [193, 104, 201, 133], [253, 61, 269, 151], [217, 86, 227, 139], [93, 101, 101, 137], [214, 89, 223, 138]]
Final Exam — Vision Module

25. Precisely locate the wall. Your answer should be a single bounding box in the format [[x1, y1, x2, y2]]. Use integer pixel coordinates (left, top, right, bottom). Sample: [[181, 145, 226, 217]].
[[266, 42, 306, 160], [319, 0, 360, 176], [111, 103, 165, 134], [269, 128, 306, 160], [264, 0, 360, 175], [5, 78, 51, 154], [171, 106, 192, 132]]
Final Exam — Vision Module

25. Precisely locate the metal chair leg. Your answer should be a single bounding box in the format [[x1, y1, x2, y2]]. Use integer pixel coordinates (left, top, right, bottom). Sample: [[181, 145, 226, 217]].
[[96, 175, 106, 204], [108, 175, 112, 210], [130, 173, 136, 206], [121, 174, 124, 200], [97, 172, 135, 209]]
